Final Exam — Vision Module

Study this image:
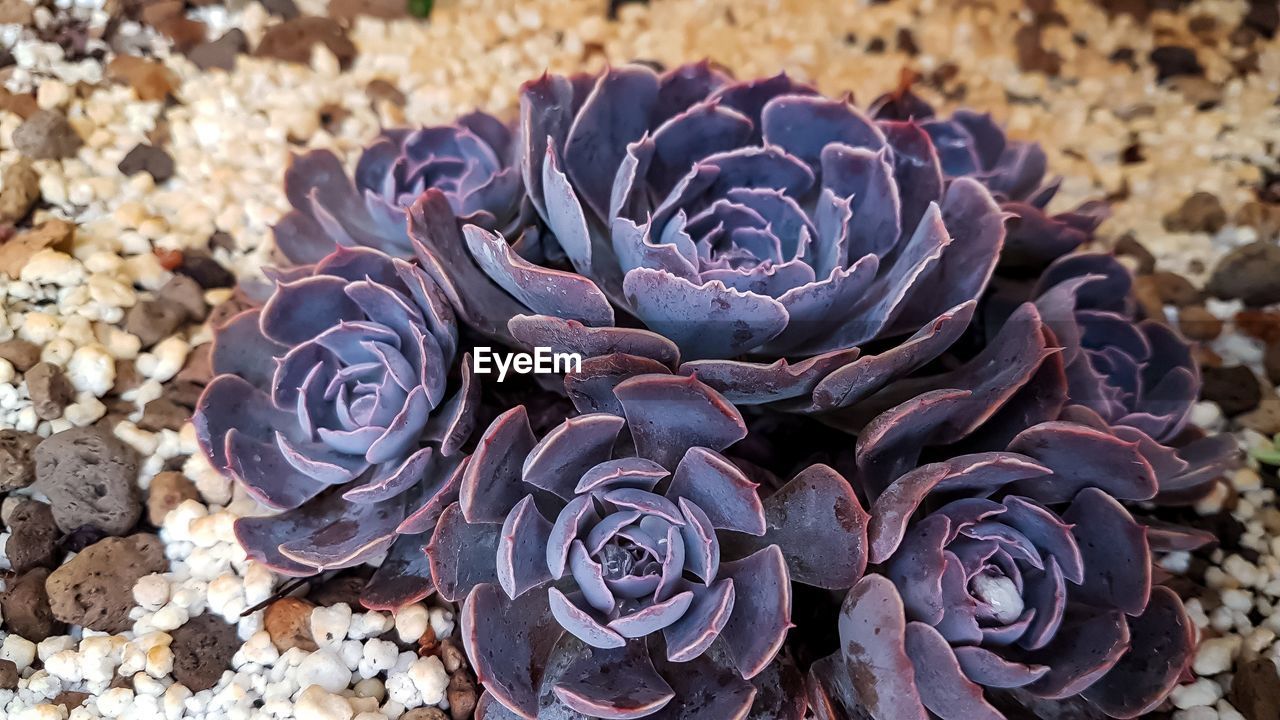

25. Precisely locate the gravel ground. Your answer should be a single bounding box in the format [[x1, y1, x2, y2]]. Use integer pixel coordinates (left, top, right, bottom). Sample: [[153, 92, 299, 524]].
[[2, 0, 1280, 718]]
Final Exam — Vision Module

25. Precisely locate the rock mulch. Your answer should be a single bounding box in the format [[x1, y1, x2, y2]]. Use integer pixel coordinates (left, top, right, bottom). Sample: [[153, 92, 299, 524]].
[[2, 0, 1280, 719]]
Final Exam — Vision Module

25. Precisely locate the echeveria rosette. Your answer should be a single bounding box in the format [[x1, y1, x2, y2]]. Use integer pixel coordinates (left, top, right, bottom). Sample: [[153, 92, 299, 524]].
[[1029, 252, 1238, 504], [412, 62, 1009, 411], [427, 373, 868, 719], [871, 86, 1109, 275], [193, 245, 480, 609], [809, 414, 1198, 720], [274, 112, 522, 264]]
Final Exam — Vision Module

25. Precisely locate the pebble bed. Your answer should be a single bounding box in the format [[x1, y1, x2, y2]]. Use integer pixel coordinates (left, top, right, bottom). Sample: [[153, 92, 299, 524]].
[[2, 0, 1280, 718]]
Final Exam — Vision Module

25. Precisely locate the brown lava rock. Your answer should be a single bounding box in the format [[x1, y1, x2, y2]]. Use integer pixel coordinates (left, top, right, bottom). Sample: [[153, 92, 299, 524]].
[[0, 158, 40, 223], [1, 568, 65, 640], [12, 109, 82, 160], [34, 426, 142, 536], [6, 499, 60, 572], [1200, 365, 1264, 417], [45, 534, 166, 632], [118, 143, 175, 183], [1146, 271, 1203, 307], [170, 613, 240, 691], [0, 338, 42, 372], [255, 17, 356, 68], [158, 274, 209, 322], [188, 29, 249, 72], [25, 361, 74, 420], [126, 298, 189, 348], [402, 709, 449, 720], [1164, 191, 1227, 233], [1265, 340, 1280, 387], [0, 428, 41, 490], [1229, 657, 1280, 720], [139, 396, 191, 433], [1179, 305, 1223, 341], [148, 470, 200, 526], [265, 597, 318, 651], [0, 659, 18, 689], [1207, 242, 1280, 306], [50, 691, 89, 710]]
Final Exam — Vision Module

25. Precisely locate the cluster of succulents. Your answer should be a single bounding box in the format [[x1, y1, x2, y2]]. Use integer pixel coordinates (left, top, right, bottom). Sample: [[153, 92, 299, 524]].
[[194, 62, 1238, 718]]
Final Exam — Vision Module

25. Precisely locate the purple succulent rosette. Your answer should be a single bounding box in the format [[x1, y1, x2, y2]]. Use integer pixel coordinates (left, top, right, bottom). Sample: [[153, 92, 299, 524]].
[[427, 373, 867, 719], [871, 86, 1109, 274], [1025, 252, 1237, 504], [411, 62, 1009, 410], [192, 245, 479, 609], [809, 410, 1198, 720], [274, 112, 522, 264]]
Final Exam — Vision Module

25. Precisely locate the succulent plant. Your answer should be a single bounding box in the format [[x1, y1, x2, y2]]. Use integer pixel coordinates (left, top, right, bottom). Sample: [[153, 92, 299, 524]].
[[809, 404, 1198, 720], [274, 113, 522, 264], [193, 245, 479, 608], [410, 62, 1008, 410], [1019, 252, 1237, 504], [869, 85, 1109, 275], [427, 372, 866, 719]]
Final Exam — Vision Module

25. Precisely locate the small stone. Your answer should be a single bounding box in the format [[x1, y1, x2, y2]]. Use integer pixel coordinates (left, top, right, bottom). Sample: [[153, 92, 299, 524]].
[[170, 613, 240, 691], [0, 88, 37, 119], [1168, 75, 1223, 109], [296, 648, 352, 693], [112, 358, 143, 395], [187, 29, 249, 71], [1150, 45, 1204, 82], [402, 709, 448, 720], [125, 299, 188, 348], [1235, 201, 1280, 241], [255, 17, 357, 69], [0, 428, 40, 490], [365, 79, 405, 108], [140, 0, 184, 25], [265, 597, 319, 652], [329, 0, 408, 22], [258, 0, 301, 18], [1165, 192, 1228, 233], [45, 534, 165, 632], [0, 568, 64, 640], [447, 671, 477, 720], [0, 0, 33, 25], [175, 344, 212, 387], [1147, 271, 1203, 307], [177, 248, 235, 289], [6, 500, 59, 572], [437, 638, 467, 674], [1013, 24, 1061, 76], [106, 55, 178, 102], [1244, 1, 1279, 38], [158, 274, 209, 321], [1207, 242, 1280, 307], [147, 471, 200, 526], [34, 426, 142, 536], [0, 659, 17, 689], [0, 219, 74, 278], [0, 158, 40, 223], [49, 691, 89, 711], [154, 14, 208, 52], [1265, 340, 1280, 387], [12, 110, 82, 160], [1239, 396, 1280, 435], [1201, 365, 1263, 417], [139, 397, 190, 433], [1229, 658, 1280, 720], [25, 362, 74, 421], [118, 144, 175, 183], [0, 339, 41, 372], [408, 655, 449, 705]]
